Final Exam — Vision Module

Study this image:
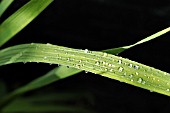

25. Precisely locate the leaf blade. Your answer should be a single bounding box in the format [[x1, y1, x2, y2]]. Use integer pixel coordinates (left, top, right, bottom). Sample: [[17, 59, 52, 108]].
[[0, 0, 53, 47], [0, 43, 169, 96], [0, 0, 14, 17]]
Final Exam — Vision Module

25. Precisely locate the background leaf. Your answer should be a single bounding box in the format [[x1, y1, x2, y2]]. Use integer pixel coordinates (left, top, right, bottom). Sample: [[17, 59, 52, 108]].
[[0, 0, 53, 47], [0, 0, 14, 17]]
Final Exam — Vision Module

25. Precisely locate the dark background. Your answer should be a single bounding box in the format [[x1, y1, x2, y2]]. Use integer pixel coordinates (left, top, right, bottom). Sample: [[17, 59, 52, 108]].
[[0, 0, 170, 113]]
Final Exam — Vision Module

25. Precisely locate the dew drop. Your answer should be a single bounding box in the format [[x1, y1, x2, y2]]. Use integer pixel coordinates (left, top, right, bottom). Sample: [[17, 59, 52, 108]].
[[108, 64, 111, 67], [129, 74, 133, 78], [118, 67, 124, 72], [134, 65, 140, 69], [130, 79, 134, 82], [137, 78, 143, 83], [109, 69, 113, 72], [142, 81, 146, 84], [129, 63, 133, 68], [118, 60, 122, 64], [135, 72, 139, 75], [95, 61, 100, 65], [85, 71, 89, 73], [164, 72, 167, 76], [102, 61, 106, 65], [103, 53, 107, 57], [79, 60, 82, 63], [84, 49, 89, 53], [166, 89, 170, 91], [104, 68, 108, 71], [46, 43, 51, 46], [44, 56, 47, 59], [76, 64, 81, 69], [105, 62, 109, 66], [23, 62, 27, 64], [122, 72, 127, 76], [67, 58, 70, 61]]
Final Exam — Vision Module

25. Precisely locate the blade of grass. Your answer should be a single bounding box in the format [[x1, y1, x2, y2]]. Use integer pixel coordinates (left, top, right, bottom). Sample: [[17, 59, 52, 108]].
[[103, 27, 170, 54], [0, 43, 169, 98], [0, 0, 53, 47], [0, 27, 169, 109], [0, 0, 14, 17], [2, 93, 94, 113]]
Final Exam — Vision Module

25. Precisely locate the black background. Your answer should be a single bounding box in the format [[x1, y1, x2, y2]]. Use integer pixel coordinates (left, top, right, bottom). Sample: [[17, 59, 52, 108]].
[[0, 0, 170, 113]]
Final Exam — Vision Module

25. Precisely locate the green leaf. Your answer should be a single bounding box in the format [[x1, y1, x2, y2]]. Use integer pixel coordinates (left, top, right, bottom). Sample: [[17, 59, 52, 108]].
[[0, 80, 7, 98], [0, 0, 14, 17], [9, 66, 81, 96], [0, 43, 169, 97], [2, 92, 94, 113], [0, 0, 53, 47], [1, 27, 170, 109], [103, 27, 170, 54]]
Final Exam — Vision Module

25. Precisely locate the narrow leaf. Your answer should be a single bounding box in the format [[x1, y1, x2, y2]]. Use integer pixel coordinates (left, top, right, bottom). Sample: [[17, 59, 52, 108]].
[[104, 27, 170, 54], [0, 0, 14, 17], [0, 0, 53, 47], [0, 43, 169, 97]]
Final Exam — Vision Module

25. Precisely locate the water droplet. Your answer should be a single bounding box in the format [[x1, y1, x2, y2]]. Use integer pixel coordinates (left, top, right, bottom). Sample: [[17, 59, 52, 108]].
[[118, 67, 124, 72], [108, 64, 112, 67], [85, 71, 89, 73], [46, 43, 51, 46], [166, 89, 170, 91], [118, 60, 122, 64], [79, 60, 82, 63], [135, 72, 139, 75], [103, 53, 107, 57], [44, 56, 47, 59], [134, 65, 140, 69], [84, 49, 89, 53], [137, 78, 143, 83], [105, 62, 109, 66], [130, 79, 134, 82], [129, 64, 133, 68], [102, 61, 106, 65], [129, 74, 133, 78], [164, 72, 167, 75], [67, 58, 70, 61], [122, 72, 126, 76], [109, 69, 113, 72], [142, 81, 146, 84], [95, 61, 100, 65], [76, 64, 81, 69], [23, 62, 27, 64], [104, 68, 108, 71]]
